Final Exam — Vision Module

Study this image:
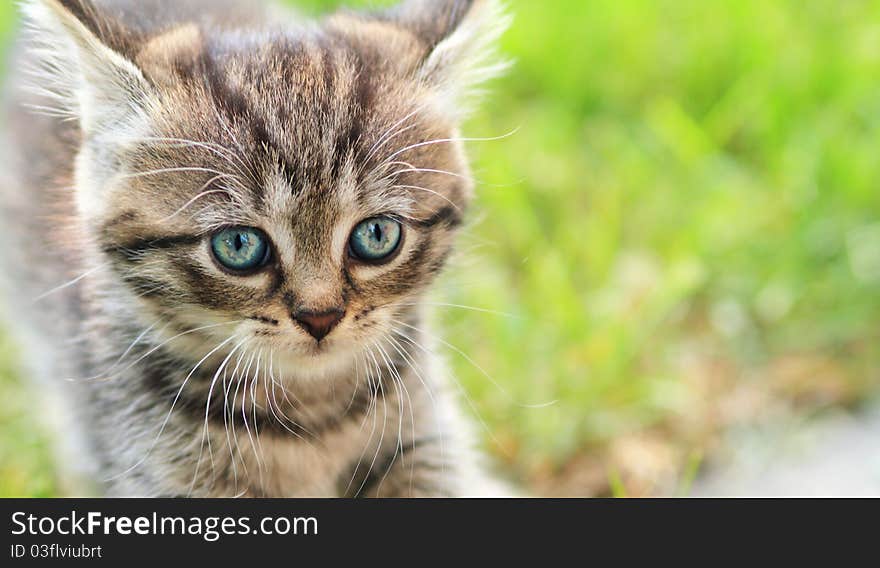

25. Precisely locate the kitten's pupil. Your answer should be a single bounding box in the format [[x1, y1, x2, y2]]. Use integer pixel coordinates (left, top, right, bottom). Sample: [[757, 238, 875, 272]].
[[372, 224, 383, 242], [234, 234, 245, 251]]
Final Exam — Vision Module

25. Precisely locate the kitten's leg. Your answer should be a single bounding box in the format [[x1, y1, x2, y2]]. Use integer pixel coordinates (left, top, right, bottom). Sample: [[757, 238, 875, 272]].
[[360, 437, 455, 497], [362, 439, 511, 498]]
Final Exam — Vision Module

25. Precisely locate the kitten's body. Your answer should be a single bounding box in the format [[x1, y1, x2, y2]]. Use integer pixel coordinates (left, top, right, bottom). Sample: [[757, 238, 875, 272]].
[[0, 0, 508, 496]]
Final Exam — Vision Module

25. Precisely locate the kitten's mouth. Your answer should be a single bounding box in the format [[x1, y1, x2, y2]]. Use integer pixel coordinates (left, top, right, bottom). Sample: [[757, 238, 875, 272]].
[[308, 340, 332, 354], [262, 334, 360, 381], [253, 331, 342, 359]]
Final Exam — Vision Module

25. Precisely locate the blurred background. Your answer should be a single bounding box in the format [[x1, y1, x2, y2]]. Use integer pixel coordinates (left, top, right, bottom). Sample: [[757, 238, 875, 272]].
[[2, 0, 879, 497]]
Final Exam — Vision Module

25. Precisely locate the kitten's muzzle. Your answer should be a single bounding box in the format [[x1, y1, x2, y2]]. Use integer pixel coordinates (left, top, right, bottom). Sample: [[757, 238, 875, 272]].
[[292, 308, 345, 342]]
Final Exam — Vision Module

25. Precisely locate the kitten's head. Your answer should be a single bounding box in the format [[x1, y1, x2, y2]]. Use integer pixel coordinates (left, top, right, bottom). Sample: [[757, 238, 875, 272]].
[[24, 0, 509, 376]]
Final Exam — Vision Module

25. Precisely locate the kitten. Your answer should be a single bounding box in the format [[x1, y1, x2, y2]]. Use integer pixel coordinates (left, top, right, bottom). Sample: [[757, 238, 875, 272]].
[[0, 0, 510, 497]]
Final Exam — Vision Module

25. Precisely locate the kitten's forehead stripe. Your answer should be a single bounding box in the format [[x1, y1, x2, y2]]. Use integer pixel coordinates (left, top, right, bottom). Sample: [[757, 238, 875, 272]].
[[196, 37, 359, 198]]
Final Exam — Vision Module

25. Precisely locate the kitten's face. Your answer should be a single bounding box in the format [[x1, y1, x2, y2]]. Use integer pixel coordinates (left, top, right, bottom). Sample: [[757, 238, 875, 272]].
[[27, 0, 506, 377], [100, 35, 467, 374]]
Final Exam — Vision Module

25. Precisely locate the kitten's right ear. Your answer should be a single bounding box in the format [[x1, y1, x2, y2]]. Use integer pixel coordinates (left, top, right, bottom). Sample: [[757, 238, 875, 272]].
[[21, 0, 151, 135], [381, 0, 511, 119]]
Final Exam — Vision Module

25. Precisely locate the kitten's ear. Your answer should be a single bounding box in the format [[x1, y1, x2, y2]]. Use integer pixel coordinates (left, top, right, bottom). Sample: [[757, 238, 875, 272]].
[[21, 0, 151, 134], [388, 0, 511, 119]]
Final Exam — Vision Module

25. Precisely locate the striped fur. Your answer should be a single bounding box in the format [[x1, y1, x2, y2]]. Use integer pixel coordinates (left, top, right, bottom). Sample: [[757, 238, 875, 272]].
[[0, 0, 510, 496]]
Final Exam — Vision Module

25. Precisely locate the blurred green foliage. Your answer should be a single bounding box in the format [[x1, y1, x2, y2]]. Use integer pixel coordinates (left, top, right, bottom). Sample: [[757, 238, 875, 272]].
[[1, 0, 878, 496]]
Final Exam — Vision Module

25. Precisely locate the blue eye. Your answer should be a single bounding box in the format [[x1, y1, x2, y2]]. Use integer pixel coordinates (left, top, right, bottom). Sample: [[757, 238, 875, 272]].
[[350, 217, 403, 262], [211, 227, 270, 272]]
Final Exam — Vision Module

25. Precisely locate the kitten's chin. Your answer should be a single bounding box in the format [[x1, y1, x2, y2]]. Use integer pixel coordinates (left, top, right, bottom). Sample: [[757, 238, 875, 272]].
[[267, 338, 360, 382]]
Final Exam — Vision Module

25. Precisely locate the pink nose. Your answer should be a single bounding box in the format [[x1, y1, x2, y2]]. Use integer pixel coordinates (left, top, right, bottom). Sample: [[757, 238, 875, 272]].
[[292, 309, 345, 341]]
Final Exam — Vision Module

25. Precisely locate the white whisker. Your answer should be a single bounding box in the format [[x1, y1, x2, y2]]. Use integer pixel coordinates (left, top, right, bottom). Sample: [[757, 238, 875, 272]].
[[32, 263, 109, 302], [382, 128, 520, 164], [66, 320, 243, 383], [362, 104, 427, 165], [394, 301, 520, 319], [189, 337, 248, 496], [158, 184, 229, 223], [121, 166, 235, 180], [391, 184, 462, 211], [393, 318, 557, 410], [353, 342, 391, 498], [344, 345, 382, 497], [385, 333, 444, 490], [106, 332, 240, 483], [381, 162, 471, 183], [391, 324, 506, 454]]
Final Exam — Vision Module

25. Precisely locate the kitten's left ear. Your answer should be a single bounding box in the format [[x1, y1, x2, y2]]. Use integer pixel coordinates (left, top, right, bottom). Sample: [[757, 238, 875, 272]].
[[385, 0, 511, 119], [21, 0, 151, 135]]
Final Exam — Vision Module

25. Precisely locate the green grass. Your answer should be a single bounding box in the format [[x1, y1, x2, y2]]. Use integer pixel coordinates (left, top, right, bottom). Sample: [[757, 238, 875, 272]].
[[1, 0, 879, 496]]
